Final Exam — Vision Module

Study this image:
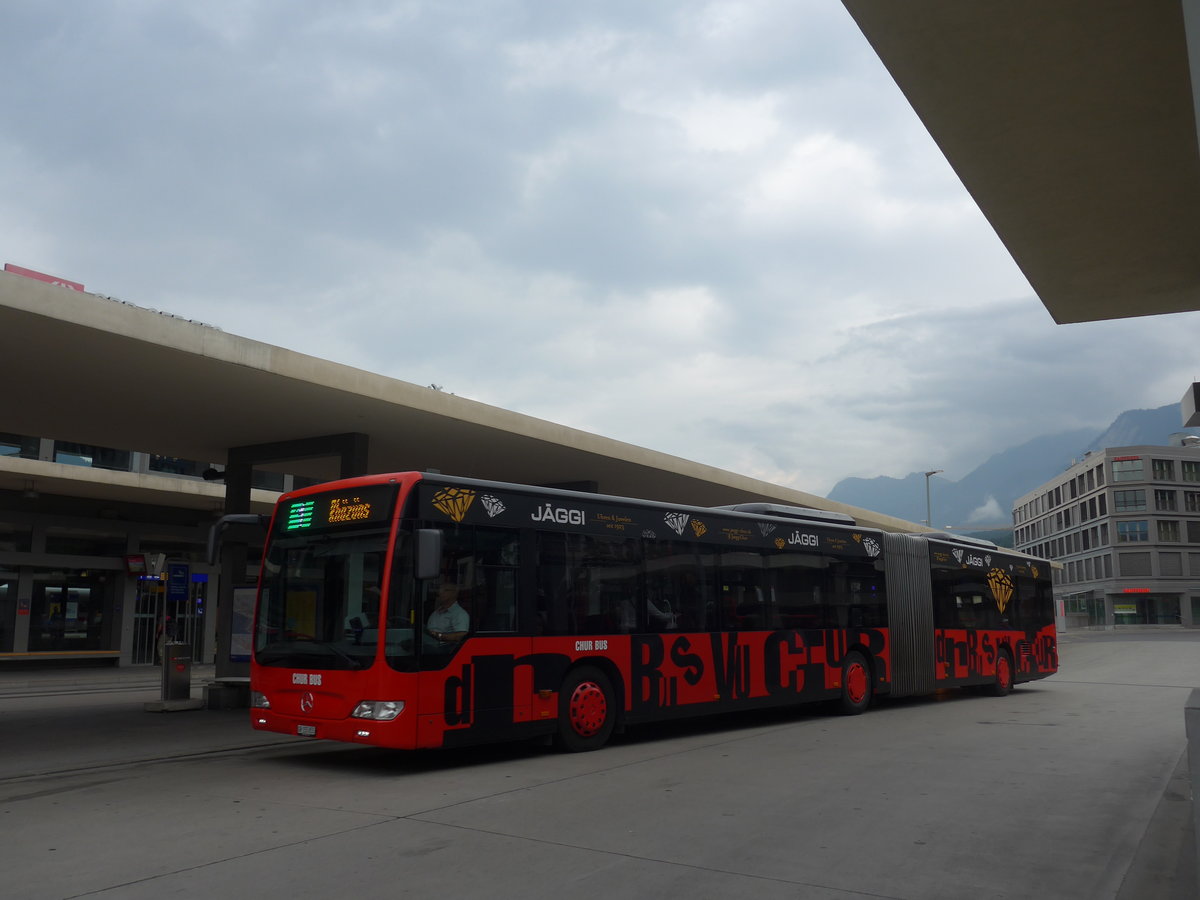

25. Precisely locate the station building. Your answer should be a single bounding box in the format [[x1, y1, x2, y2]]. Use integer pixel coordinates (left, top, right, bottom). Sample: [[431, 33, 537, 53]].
[[0, 268, 921, 671]]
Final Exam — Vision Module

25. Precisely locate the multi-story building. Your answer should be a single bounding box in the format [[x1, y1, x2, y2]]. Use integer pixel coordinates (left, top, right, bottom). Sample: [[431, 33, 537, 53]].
[[1012, 439, 1200, 630]]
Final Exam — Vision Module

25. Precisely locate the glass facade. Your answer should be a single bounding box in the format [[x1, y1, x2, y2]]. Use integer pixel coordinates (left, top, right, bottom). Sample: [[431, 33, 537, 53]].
[[1112, 595, 1180, 625]]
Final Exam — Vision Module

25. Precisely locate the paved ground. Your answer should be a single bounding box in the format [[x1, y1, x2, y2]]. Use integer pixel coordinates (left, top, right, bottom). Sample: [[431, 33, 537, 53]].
[[0, 629, 1196, 899]]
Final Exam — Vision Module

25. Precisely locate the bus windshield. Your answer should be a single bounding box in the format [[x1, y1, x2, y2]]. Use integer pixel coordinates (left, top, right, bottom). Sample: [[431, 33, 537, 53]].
[[256, 529, 389, 670]]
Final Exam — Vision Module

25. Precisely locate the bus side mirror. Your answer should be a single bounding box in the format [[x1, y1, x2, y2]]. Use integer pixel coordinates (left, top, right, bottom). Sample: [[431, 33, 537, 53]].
[[207, 513, 270, 565], [415, 529, 442, 580]]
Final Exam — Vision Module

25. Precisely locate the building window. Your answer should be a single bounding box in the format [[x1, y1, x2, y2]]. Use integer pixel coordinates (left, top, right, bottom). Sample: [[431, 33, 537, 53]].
[[149, 456, 207, 477], [1119, 552, 1152, 576], [44, 528, 128, 556], [0, 524, 33, 553], [1152, 459, 1175, 480], [0, 432, 40, 460], [1116, 521, 1149, 542], [1063, 594, 1087, 615], [1113, 490, 1146, 512], [52, 441, 131, 472], [1188, 521, 1200, 544], [1099, 494, 1108, 515], [1160, 552, 1183, 576], [1183, 461, 1200, 483], [1155, 490, 1178, 511], [1158, 520, 1181, 542], [1112, 459, 1144, 482]]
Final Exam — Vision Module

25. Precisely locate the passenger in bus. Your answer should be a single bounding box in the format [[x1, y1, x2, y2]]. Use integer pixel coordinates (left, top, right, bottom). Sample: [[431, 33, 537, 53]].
[[647, 594, 677, 631], [426, 583, 470, 645]]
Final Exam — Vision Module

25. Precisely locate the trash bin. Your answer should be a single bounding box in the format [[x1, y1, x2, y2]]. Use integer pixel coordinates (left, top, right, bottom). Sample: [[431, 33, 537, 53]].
[[162, 642, 192, 702]]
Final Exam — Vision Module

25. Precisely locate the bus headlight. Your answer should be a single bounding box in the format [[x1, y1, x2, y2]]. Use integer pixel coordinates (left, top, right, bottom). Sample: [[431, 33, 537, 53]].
[[251, 691, 271, 709], [351, 700, 404, 721]]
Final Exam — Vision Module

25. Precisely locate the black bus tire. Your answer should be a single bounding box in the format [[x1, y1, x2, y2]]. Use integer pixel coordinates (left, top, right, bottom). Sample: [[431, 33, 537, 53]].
[[839, 650, 873, 715], [988, 649, 1014, 697], [555, 666, 617, 752]]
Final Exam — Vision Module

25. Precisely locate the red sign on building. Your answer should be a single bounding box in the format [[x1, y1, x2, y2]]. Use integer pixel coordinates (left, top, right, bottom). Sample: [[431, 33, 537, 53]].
[[4, 263, 84, 292]]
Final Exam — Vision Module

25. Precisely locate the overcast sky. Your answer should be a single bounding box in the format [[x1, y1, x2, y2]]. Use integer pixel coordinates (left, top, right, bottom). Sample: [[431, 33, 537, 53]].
[[4, 1, 1197, 496]]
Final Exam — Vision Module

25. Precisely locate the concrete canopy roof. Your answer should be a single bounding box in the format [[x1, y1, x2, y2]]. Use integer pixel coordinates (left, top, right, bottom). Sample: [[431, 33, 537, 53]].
[[842, 0, 1200, 324], [2, 271, 925, 532]]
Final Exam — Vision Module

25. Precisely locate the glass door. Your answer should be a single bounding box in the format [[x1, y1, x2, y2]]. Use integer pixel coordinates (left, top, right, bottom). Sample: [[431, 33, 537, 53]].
[[28, 572, 110, 651]]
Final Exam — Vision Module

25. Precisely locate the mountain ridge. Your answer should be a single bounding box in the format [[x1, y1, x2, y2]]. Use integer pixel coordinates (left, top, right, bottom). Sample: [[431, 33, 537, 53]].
[[825, 404, 1186, 529]]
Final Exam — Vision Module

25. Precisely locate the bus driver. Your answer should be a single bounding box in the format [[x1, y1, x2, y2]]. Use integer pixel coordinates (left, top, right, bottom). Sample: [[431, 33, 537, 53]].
[[426, 583, 469, 645]]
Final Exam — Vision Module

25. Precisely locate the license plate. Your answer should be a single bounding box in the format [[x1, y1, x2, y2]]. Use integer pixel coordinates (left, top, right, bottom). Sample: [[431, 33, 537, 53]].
[[297, 724, 317, 737]]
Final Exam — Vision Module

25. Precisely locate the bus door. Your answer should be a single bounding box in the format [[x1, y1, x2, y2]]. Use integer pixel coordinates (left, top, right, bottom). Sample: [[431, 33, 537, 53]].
[[415, 524, 530, 744]]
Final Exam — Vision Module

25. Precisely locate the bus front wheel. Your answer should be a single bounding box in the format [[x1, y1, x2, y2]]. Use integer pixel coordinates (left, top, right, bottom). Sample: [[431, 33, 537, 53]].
[[839, 651, 872, 715], [556, 666, 617, 752]]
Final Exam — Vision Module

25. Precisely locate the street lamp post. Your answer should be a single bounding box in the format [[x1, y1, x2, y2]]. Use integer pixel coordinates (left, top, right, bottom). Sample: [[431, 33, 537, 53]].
[[924, 469, 943, 527]]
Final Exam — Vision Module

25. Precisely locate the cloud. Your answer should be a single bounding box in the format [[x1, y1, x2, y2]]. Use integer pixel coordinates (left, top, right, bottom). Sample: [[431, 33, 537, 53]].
[[967, 496, 1004, 525], [1, 1, 1196, 500]]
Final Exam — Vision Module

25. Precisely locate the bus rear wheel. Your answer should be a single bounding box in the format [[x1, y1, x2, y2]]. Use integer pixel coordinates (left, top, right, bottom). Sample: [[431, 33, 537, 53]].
[[556, 666, 616, 752], [839, 651, 872, 715], [988, 650, 1014, 697]]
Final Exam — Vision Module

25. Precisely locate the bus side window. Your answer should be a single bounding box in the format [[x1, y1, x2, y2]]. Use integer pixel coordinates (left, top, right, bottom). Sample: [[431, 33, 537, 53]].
[[536, 532, 571, 635], [462, 526, 520, 633], [644, 540, 707, 632], [720, 551, 770, 631]]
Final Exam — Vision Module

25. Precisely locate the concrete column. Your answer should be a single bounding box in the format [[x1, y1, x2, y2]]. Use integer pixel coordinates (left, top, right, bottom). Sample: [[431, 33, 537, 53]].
[[215, 460, 251, 682], [1186, 689, 1200, 888], [12, 567, 32, 651]]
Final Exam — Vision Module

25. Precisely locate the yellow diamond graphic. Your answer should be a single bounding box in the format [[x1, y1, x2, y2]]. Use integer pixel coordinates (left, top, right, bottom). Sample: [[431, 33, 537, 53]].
[[690, 520, 707, 538], [987, 568, 1014, 614], [432, 487, 476, 523]]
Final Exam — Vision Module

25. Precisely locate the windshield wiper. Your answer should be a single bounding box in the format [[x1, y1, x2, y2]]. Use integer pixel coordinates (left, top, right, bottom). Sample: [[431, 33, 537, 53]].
[[322, 642, 366, 669], [255, 640, 366, 669]]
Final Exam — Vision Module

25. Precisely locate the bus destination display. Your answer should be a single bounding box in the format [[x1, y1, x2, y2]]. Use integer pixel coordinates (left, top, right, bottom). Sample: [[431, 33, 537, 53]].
[[283, 484, 395, 532]]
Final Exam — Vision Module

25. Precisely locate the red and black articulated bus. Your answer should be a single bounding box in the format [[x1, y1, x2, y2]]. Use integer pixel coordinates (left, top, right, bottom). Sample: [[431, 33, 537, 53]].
[[236, 472, 1057, 752]]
